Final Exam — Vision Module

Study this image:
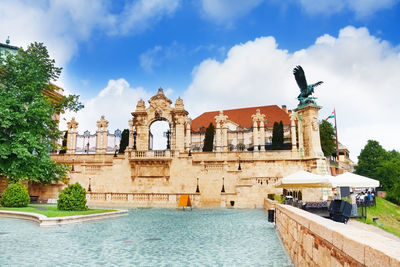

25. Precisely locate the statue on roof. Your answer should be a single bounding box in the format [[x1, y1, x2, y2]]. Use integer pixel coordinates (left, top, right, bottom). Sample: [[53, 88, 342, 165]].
[[293, 65, 323, 107]]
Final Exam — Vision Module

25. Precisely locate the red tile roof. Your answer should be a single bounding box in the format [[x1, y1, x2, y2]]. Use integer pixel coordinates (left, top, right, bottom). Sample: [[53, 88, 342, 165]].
[[191, 105, 290, 132]]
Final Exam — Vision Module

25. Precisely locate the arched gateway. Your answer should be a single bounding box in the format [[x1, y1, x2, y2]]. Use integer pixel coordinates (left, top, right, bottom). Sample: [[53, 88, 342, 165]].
[[128, 88, 190, 153]]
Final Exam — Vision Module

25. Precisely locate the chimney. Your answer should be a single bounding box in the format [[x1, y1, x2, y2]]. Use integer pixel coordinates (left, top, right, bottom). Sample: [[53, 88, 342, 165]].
[[282, 105, 287, 113]]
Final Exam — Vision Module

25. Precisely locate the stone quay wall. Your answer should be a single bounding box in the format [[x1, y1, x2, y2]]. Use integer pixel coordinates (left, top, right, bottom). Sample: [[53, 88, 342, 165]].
[[264, 198, 400, 267], [25, 150, 327, 208]]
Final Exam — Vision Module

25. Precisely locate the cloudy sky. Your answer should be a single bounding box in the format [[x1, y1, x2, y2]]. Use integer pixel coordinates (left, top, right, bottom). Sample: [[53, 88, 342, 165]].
[[1, 0, 399, 160]]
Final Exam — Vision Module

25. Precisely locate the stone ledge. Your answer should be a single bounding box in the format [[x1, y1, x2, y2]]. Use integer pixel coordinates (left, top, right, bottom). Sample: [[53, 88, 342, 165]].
[[275, 204, 400, 266], [0, 209, 128, 227]]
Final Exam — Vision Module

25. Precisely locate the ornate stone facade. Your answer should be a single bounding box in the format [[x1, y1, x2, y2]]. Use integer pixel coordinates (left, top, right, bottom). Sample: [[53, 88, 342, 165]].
[[37, 89, 328, 208]]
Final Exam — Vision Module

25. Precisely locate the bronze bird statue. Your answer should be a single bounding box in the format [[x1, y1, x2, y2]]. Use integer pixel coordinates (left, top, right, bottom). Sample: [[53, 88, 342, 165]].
[[293, 65, 323, 106]]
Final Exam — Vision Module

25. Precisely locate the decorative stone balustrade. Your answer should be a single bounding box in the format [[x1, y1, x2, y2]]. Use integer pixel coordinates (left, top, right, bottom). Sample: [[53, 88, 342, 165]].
[[86, 192, 200, 208], [131, 150, 174, 158]]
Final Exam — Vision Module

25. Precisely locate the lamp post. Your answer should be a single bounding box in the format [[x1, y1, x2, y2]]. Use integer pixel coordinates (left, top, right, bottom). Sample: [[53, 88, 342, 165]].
[[221, 176, 225, 193], [88, 177, 92, 193], [238, 155, 242, 170], [196, 177, 200, 193]]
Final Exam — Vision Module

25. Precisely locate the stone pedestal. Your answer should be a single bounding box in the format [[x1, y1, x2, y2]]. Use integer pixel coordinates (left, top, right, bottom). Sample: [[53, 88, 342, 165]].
[[295, 105, 324, 158], [66, 117, 78, 154]]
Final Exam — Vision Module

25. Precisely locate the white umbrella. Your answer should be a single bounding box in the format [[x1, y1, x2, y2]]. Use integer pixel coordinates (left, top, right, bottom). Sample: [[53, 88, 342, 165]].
[[276, 170, 332, 188], [330, 172, 380, 188]]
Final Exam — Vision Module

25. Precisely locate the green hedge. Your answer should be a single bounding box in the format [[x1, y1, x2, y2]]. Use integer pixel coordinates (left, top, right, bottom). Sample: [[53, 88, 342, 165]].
[[0, 183, 30, 207], [57, 183, 88, 211]]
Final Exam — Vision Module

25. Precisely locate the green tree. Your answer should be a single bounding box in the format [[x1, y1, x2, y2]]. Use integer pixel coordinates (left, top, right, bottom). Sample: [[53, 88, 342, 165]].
[[203, 123, 215, 152], [118, 129, 129, 153], [0, 42, 83, 184], [272, 121, 284, 150], [319, 120, 336, 157], [355, 140, 388, 180]]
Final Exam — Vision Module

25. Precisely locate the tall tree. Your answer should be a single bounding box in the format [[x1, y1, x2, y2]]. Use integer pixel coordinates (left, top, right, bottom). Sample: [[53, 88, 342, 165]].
[[319, 120, 336, 157], [203, 123, 215, 152], [0, 42, 83, 184], [355, 140, 388, 180], [118, 129, 129, 153], [272, 121, 284, 150]]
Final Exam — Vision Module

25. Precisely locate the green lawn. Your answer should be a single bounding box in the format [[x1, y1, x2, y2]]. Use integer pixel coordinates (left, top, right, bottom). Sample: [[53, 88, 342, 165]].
[[0, 204, 115, 217], [357, 197, 400, 237]]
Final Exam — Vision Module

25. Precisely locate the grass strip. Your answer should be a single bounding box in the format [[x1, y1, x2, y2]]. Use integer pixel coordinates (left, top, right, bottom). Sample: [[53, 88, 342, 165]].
[[0, 204, 115, 218], [357, 197, 400, 237]]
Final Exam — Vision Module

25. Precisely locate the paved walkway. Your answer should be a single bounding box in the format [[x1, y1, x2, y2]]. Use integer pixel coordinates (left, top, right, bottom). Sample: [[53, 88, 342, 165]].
[[348, 219, 400, 242]]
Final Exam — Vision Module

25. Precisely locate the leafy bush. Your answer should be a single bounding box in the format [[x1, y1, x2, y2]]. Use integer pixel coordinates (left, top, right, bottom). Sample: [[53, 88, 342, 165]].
[[0, 182, 30, 207], [57, 183, 88, 211]]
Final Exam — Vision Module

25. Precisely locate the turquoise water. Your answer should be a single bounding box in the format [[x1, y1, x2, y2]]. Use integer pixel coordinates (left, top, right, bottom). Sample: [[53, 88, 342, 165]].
[[0, 209, 292, 266]]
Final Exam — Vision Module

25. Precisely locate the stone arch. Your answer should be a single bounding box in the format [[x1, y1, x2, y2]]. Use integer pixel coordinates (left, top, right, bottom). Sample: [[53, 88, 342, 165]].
[[130, 88, 189, 152], [148, 118, 171, 150]]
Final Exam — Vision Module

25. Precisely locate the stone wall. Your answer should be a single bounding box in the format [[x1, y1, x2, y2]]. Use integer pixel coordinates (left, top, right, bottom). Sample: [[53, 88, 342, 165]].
[[44, 151, 327, 208], [265, 199, 400, 267]]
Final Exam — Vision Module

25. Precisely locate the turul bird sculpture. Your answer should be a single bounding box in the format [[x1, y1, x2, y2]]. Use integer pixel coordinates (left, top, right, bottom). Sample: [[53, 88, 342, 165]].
[[293, 65, 323, 107]]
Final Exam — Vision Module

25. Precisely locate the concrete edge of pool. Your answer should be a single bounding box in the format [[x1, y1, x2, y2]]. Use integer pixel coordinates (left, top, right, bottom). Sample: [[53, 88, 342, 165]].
[[0, 209, 128, 227]]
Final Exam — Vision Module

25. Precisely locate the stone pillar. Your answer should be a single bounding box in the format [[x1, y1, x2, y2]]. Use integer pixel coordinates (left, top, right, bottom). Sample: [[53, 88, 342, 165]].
[[297, 105, 324, 158], [66, 117, 78, 154], [222, 122, 228, 152], [131, 99, 148, 151], [297, 114, 304, 157], [259, 121, 265, 151], [214, 111, 228, 153], [175, 117, 185, 152], [185, 122, 191, 151], [96, 116, 108, 154], [215, 121, 221, 152], [251, 109, 265, 152], [252, 120, 259, 151], [290, 113, 297, 151], [128, 119, 134, 151]]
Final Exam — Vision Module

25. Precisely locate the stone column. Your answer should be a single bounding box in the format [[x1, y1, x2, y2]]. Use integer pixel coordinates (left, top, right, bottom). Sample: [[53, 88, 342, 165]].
[[222, 122, 228, 152], [175, 117, 185, 152], [290, 113, 297, 151], [102, 122, 108, 154], [259, 121, 265, 151], [128, 119, 133, 151], [214, 111, 228, 153], [215, 121, 221, 152], [252, 120, 259, 151], [185, 122, 191, 151], [297, 114, 304, 156], [96, 125, 101, 154], [297, 105, 324, 158], [96, 116, 108, 154], [66, 117, 78, 154]]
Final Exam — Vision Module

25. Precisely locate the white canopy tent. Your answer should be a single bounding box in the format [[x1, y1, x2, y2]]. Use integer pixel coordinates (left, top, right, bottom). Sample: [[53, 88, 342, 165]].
[[329, 172, 380, 188], [275, 170, 332, 188], [276, 171, 380, 189]]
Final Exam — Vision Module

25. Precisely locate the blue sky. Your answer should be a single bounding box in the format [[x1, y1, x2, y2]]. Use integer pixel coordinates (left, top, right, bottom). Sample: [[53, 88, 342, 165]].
[[1, 0, 400, 160]]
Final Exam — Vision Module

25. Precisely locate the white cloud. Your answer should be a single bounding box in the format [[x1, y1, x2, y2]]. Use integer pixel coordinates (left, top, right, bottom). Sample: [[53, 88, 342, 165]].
[[184, 26, 400, 161], [61, 79, 152, 133], [139, 42, 184, 72], [0, 0, 180, 69], [200, 0, 264, 25], [298, 0, 399, 17], [139, 45, 163, 73], [117, 0, 181, 35]]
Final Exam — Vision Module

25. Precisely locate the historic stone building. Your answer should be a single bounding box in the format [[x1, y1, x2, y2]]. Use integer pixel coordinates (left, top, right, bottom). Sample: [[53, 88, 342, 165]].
[[29, 88, 329, 208]]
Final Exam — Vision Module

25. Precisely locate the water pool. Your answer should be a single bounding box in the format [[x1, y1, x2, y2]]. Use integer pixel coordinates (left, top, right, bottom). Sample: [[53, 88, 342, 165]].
[[0, 209, 292, 266]]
